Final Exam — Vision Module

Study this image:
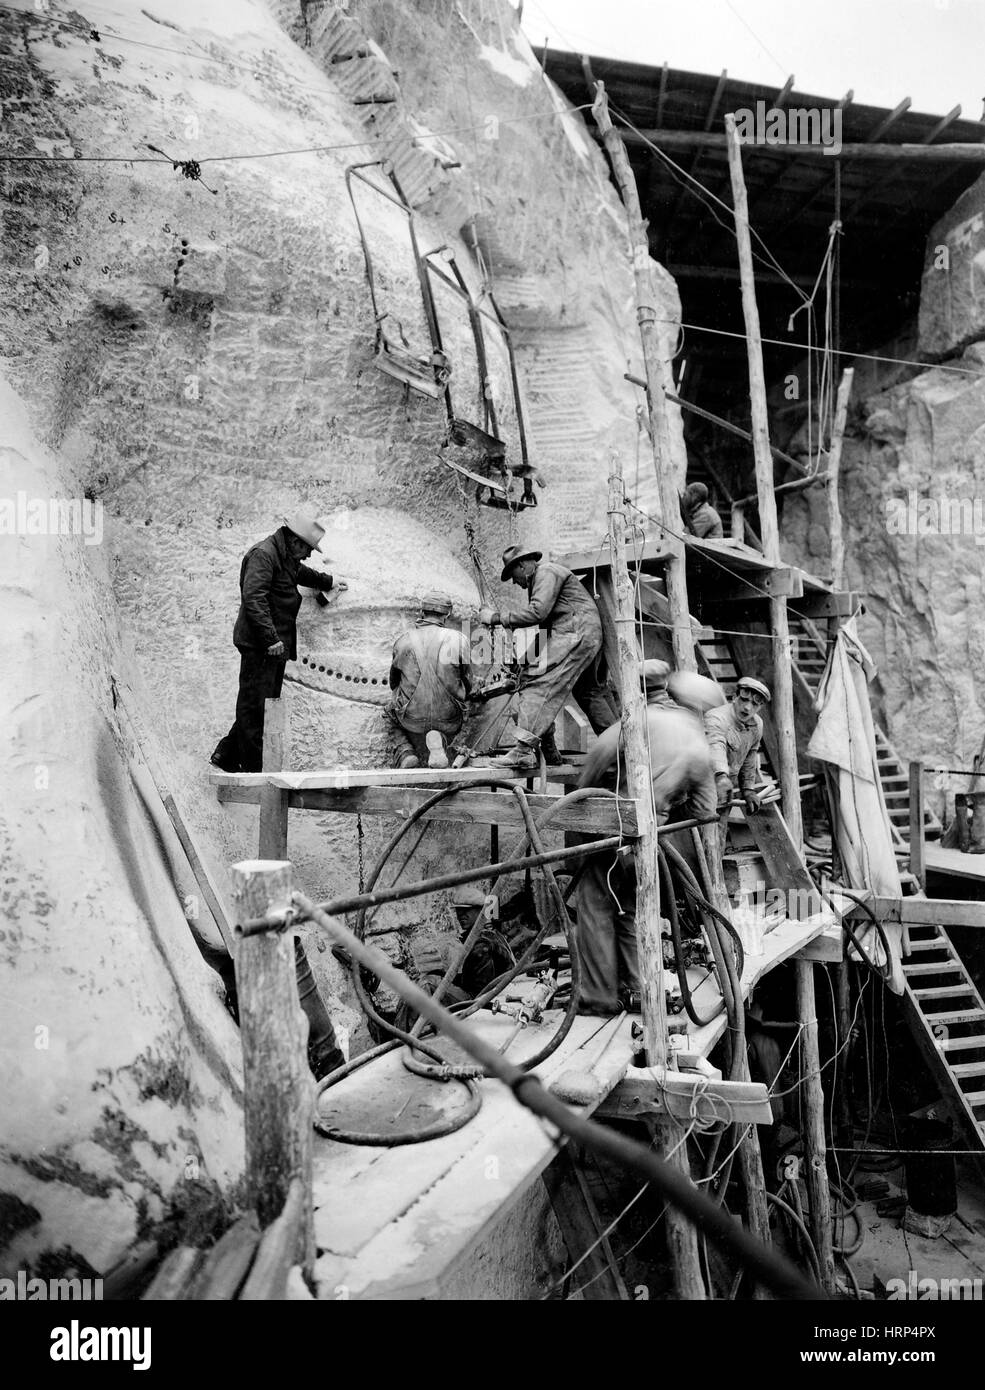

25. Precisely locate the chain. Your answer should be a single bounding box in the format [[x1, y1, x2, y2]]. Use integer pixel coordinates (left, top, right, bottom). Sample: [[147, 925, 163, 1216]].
[[356, 813, 365, 894]]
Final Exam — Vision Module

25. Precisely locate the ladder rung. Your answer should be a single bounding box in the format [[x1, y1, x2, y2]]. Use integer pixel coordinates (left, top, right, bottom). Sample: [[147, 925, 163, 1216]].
[[960, 1091, 985, 1106], [951, 1061, 985, 1076], [914, 985, 977, 998], [903, 962, 959, 976], [923, 1009, 985, 1024], [944, 1035, 985, 1051]]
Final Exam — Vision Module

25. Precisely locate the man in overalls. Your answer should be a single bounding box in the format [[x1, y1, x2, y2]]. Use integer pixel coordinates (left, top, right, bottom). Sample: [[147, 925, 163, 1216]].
[[385, 592, 473, 768], [477, 545, 615, 772]]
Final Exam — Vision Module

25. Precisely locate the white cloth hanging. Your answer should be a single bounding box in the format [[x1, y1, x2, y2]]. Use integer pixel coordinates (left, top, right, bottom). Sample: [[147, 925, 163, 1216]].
[[807, 619, 905, 993]]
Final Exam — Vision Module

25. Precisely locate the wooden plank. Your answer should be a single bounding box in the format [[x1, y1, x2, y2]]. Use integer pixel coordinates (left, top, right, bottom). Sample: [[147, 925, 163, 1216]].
[[857, 896, 985, 928], [191, 1213, 261, 1301], [215, 784, 640, 837], [790, 590, 862, 620], [744, 803, 819, 917], [825, 369, 854, 588], [142, 1246, 203, 1301], [617, 130, 985, 160], [795, 961, 836, 1292], [266, 766, 534, 790], [543, 1149, 629, 1300], [925, 846, 985, 882], [597, 1070, 773, 1125], [240, 1180, 308, 1301], [563, 539, 673, 573]]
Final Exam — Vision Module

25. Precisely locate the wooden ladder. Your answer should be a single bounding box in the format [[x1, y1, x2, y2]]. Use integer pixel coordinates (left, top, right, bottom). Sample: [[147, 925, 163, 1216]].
[[900, 922, 985, 1148]]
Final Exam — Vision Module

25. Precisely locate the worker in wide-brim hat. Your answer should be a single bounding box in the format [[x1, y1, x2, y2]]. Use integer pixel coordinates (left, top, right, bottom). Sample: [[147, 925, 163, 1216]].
[[704, 674, 771, 816], [474, 544, 617, 770], [211, 502, 343, 775], [383, 591, 473, 770]]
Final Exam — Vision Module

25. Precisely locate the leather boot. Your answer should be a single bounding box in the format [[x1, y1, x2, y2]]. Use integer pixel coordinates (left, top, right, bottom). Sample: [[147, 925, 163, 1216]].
[[955, 793, 971, 852], [489, 738, 540, 772], [969, 793, 985, 853], [540, 724, 564, 766]]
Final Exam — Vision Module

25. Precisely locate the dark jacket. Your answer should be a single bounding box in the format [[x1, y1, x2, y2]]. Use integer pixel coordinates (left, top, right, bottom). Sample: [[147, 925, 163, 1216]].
[[232, 527, 333, 660]]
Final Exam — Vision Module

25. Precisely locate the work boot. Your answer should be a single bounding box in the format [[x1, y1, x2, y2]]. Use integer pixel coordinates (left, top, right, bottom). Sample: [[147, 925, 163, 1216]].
[[489, 740, 540, 773], [425, 730, 449, 769], [955, 794, 971, 852], [397, 751, 421, 770], [540, 725, 564, 766], [969, 793, 985, 854]]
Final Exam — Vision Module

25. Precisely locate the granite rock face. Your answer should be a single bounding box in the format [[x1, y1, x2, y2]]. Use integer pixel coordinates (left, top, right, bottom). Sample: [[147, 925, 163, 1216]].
[[919, 170, 985, 358], [0, 0, 683, 1277]]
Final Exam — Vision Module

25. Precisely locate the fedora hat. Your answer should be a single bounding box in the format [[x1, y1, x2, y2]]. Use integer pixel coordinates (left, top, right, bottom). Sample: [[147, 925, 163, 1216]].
[[282, 502, 326, 550], [500, 544, 542, 581]]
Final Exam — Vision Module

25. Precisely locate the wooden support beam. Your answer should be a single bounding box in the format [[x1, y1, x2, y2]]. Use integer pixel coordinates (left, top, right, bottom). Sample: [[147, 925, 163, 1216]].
[[230, 860, 314, 1269], [795, 960, 836, 1293], [855, 896, 985, 929], [619, 131, 985, 159], [597, 1069, 774, 1126], [702, 588, 860, 626], [592, 81, 695, 673], [744, 804, 821, 919], [909, 761, 926, 890], [725, 114, 802, 847], [825, 368, 854, 589], [259, 694, 289, 859], [544, 1148, 630, 1300], [239, 1179, 310, 1301], [214, 782, 641, 837]]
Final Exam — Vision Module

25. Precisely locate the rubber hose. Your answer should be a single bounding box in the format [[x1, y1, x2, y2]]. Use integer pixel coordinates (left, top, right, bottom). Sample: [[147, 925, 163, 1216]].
[[658, 844, 724, 1028], [768, 1189, 823, 1287]]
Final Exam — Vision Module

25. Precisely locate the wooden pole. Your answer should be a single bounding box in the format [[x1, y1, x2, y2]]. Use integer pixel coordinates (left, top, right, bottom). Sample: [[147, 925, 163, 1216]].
[[259, 692, 290, 859], [826, 367, 854, 589], [794, 958, 836, 1292], [592, 81, 695, 674], [607, 466, 667, 1065], [725, 114, 802, 846], [607, 464, 706, 1300], [909, 759, 926, 889], [230, 859, 314, 1271]]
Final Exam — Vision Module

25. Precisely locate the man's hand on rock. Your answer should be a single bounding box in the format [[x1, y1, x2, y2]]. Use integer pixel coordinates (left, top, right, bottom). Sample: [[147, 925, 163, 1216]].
[[267, 640, 286, 657], [477, 606, 497, 627]]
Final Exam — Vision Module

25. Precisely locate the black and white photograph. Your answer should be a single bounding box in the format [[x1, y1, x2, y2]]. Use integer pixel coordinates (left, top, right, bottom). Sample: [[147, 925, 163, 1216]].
[[3, 0, 985, 1350]]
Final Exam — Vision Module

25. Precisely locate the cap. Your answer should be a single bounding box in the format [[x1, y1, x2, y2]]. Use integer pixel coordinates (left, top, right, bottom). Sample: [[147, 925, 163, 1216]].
[[736, 675, 771, 703], [641, 658, 671, 690], [420, 591, 452, 616]]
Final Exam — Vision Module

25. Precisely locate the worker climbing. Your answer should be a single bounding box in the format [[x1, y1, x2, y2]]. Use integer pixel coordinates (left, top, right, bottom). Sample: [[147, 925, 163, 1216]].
[[475, 544, 616, 772], [384, 591, 473, 768], [211, 503, 344, 773]]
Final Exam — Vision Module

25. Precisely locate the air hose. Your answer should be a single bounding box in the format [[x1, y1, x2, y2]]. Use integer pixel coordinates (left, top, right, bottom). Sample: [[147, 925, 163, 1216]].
[[317, 783, 605, 1142]]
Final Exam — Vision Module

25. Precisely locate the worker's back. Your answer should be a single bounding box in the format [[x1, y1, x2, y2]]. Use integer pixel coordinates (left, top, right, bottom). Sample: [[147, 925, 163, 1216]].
[[390, 624, 470, 733], [578, 704, 713, 814]]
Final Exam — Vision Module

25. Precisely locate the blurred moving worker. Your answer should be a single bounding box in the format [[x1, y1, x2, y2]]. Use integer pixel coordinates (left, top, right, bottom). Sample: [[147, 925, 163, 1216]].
[[682, 481, 724, 539], [571, 660, 722, 1015], [704, 675, 771, 816], [211, 503, 341, 774], [385, 592, 473, 769], [477, 545, 616, 772]]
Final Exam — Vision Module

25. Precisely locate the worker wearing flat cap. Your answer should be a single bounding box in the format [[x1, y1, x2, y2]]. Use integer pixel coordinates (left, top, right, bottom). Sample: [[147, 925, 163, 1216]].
[[573, 658, 720, 1015], [384, 592, 473, 769], [211, 502, 342, 774], [476, 545, 616, 771], [703, 675, 771, 816]]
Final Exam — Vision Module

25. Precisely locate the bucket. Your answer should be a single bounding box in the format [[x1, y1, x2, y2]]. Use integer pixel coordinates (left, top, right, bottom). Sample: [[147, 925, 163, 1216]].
[[901, 1115, 956, 1217]]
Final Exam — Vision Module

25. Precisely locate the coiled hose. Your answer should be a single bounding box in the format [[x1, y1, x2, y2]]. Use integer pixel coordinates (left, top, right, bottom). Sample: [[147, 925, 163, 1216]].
[[315, 783, 610, 1143]]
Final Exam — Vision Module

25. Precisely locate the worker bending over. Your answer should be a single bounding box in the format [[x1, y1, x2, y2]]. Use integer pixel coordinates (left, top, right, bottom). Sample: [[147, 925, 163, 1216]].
[[682, 481, 724, 539], [384, 592, 473, 769], [572, 660, 721, 1015], [704, 675, 771, 818], [477, 545, 615, 772]]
